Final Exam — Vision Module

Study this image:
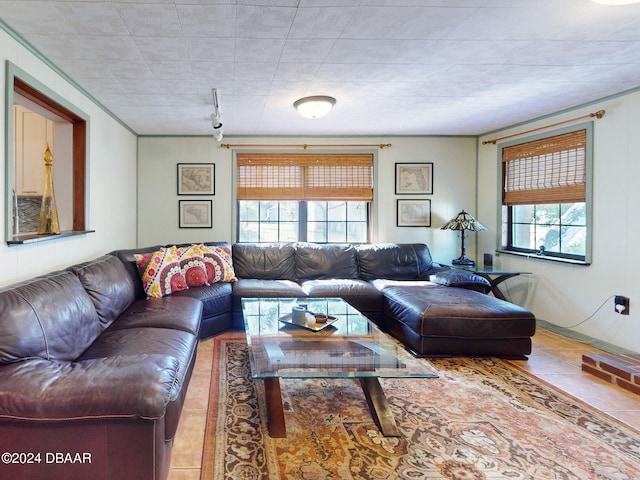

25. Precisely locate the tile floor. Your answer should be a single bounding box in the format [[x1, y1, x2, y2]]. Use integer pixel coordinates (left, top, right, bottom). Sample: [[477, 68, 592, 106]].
[[167, 327, 640, 480]]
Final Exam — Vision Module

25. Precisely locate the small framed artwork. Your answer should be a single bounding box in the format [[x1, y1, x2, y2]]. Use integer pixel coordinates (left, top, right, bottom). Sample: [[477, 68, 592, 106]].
[[395, 163, 433, 195], [397, 199, 431, 227], [177, 163, 215, 195], [179, 200, 212, 228]]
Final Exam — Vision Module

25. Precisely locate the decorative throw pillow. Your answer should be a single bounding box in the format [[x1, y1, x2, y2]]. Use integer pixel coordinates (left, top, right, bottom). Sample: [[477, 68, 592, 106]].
[[196, 244, 238, 283], [176, 244, 209, 287], [134, 246, 189, 298]]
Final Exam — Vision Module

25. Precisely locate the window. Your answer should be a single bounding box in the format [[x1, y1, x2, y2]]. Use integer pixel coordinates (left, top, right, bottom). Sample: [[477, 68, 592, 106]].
[[236, 153, 373, 243], [500, 124, 592, 262]]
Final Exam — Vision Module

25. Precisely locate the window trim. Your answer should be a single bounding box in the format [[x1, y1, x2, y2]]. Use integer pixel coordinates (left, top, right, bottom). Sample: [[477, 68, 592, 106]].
[[497, 122, 593, 264]]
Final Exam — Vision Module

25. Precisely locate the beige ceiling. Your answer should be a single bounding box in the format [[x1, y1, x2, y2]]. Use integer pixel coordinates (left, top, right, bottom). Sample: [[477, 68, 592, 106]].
[[1, 0, 639, 137]]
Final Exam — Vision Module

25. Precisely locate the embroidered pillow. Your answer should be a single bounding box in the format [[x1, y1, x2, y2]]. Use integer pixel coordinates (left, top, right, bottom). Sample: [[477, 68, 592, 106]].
[[134, 246, 188, 298], [197, 244, 238, 283], [177, 244, 209, 287]]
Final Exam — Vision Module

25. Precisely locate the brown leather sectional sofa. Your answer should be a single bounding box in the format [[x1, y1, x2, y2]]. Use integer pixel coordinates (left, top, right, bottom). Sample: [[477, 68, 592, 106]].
[[0, 241, 535, 480]]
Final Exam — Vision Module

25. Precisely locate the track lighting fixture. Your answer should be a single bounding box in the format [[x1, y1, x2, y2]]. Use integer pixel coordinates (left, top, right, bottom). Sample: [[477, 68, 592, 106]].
[[211, 88, 223, 141]]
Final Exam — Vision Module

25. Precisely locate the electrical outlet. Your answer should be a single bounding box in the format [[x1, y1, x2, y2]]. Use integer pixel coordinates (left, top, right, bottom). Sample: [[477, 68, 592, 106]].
[[614, 295, 630, 315]]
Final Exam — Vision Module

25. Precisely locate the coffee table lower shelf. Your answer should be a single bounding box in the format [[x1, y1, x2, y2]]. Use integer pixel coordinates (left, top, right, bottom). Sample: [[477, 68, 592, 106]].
[[262, 376, 400, 438]]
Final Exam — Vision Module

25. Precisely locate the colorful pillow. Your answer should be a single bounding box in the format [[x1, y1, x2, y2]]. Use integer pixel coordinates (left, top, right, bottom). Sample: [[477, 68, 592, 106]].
[[176, 245, 209, 287], [134, 246, 188, 298], [196, 244, 238, 283]]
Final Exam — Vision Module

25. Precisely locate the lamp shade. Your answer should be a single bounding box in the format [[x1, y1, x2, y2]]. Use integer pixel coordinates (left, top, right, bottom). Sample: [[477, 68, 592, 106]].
[[293, 96, 336, 119], [441, 210, 486, 266], [440, 210, 486, 232]]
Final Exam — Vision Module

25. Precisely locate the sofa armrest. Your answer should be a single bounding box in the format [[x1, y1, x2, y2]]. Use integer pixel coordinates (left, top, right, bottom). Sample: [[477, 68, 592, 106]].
[[428, 267, 491, 294], [0, 355, 181, 421]]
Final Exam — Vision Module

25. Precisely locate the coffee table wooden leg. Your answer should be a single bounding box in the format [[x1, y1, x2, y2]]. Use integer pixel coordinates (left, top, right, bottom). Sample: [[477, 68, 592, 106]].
[[359, 377, 401, 437], [263, 378, 286, 438]]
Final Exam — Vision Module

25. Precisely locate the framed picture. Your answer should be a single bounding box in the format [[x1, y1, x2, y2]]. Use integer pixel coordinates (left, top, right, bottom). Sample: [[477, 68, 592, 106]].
[[395, 163, 433, 195], [177, 163, 215, 195], [397, 199, 431, 227], [179, 200, 212, 228]]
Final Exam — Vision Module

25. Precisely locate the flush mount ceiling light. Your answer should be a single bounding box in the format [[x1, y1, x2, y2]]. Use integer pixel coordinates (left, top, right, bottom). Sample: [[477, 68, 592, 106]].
[[293, 95, 336, 119], [592, 0, 640, 4]]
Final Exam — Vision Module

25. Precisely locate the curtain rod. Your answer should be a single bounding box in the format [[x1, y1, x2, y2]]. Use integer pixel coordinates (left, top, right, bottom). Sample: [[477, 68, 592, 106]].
[[482, 110, 606, 145], [219, 143, 392, 149]]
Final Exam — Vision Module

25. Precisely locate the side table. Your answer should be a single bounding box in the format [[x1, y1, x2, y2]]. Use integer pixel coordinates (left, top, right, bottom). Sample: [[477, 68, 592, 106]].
[[446, 264, 531, 301]]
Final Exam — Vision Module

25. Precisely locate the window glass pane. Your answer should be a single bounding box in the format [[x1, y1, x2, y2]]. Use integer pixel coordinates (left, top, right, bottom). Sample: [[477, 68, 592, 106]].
[[279, 202, 299, 221], [347, 202, 367, 221], [308, 202, 326, 221], [347, 223, 367, 243], [538, 225, 560, 252], [238, 201, 258, 221], [535, 204, 559, 225], [561, 226, 586, 254], [512, 223, 533, 250], [279, 222, 298, 242], [327, 222, 346, 242], [239, 222, 259, 242], [327, 202, 347, 221], [308, 222, 327, 242], [259, 201, 278, 221], [561, 203, 586, 226], [513, 205, 534, 223], [259, 223, 279, 242]]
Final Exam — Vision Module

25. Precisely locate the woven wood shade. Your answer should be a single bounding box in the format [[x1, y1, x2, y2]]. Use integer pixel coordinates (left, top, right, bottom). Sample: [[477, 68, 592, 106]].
[[502, 129, 586, 205], [237, 153, 373, 201]]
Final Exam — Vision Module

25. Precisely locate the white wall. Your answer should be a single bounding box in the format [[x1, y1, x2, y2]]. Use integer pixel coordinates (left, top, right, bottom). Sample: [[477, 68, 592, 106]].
[[0, 28, 138, 286], [137, 135, 479, 264], [478, 90, 640, 353]]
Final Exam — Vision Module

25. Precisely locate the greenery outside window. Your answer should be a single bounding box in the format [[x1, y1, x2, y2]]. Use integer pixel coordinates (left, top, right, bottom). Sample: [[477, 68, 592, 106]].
[[236, 153, 373, 243], [500, 124, 592, 263]]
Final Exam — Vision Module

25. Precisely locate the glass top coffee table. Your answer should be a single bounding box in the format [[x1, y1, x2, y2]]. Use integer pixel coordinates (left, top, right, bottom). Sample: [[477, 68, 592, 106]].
[[241, 297, 438, 438]]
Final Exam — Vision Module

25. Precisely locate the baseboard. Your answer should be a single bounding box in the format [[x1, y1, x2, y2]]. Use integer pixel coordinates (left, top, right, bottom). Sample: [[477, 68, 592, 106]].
[[536, 319, 636, 354]]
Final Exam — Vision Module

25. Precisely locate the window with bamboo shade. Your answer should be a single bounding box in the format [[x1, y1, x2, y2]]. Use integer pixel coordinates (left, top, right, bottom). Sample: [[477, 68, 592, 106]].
[[236, 153, 373, 243], [499, 124, 592, 263]]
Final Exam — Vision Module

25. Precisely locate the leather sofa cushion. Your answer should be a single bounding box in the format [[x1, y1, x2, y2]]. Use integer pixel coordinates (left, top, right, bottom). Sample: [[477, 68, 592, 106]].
[[109, 296, 203, 336], [0, 271, 101, 363], [232, 278, 305, 298], [79, 328, 197, 402], [0, 354, 180, 420], [382, 284, 536, 338], [295, 242, 359, 281], [232, 243, 296, 280], [356, 243, 434, 281], [173, 282, 232, 319], [301, 279, 385, 314], [68, 255, 136, 329]]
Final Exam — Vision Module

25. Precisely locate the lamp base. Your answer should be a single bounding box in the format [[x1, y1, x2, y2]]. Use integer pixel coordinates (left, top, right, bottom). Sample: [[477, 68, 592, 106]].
[[452, 255, 475, 267]]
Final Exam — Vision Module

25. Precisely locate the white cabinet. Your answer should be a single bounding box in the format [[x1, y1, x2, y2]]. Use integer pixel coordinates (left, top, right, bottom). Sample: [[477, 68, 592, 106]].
[[13, 105, 54, 196]]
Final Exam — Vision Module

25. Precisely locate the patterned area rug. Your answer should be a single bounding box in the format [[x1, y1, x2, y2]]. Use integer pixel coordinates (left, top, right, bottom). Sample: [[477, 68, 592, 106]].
[[201, 334, 640, 480]]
